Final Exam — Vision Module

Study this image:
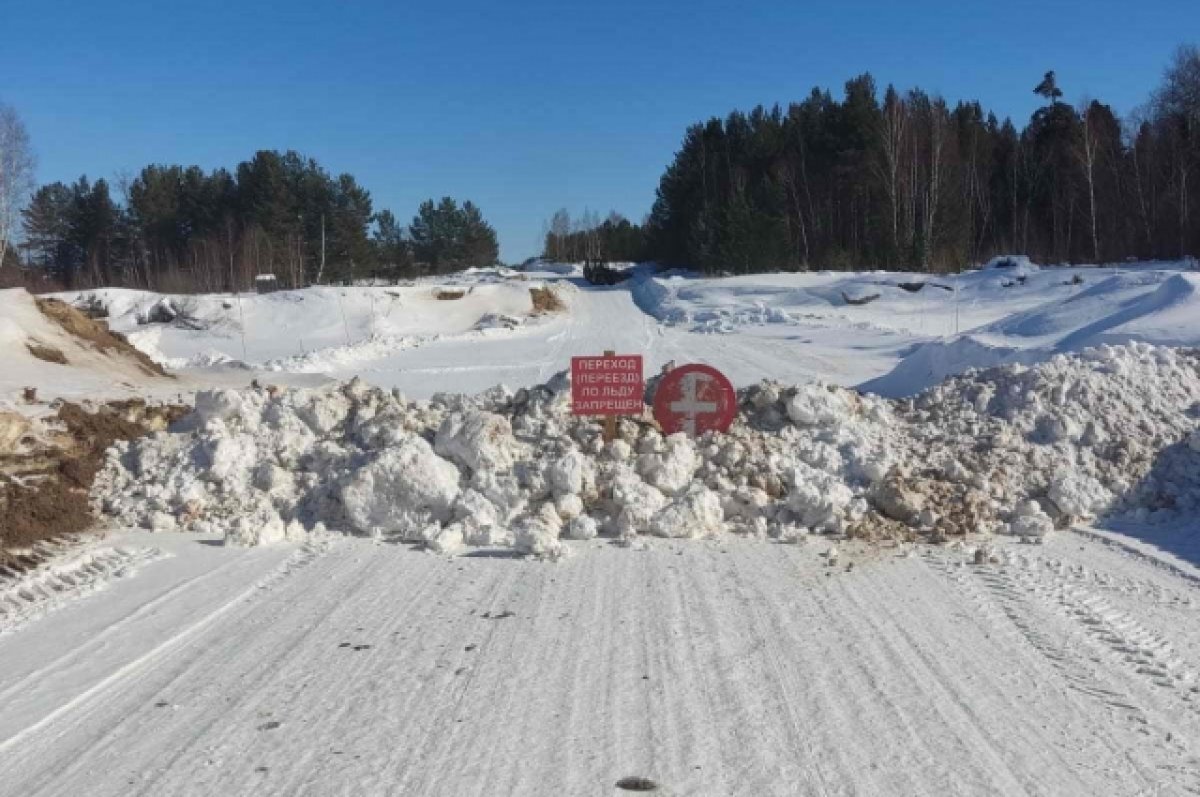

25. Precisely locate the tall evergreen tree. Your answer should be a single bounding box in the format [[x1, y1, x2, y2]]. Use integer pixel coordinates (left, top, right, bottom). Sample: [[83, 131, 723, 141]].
[[410, 197, 498, 273], [22, 183, 78, 283]]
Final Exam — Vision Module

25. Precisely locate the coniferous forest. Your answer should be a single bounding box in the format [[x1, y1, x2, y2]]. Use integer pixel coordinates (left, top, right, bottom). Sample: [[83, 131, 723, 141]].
[[17, 150, 498, 291], [553, 46, 1200, 274]]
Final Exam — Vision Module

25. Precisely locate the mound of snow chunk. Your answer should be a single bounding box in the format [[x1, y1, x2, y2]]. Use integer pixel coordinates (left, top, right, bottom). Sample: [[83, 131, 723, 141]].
[[786, 385, 854, 427], [650, 485, 724, 538], [514, 503, 568, 560], [435, 411, 523, 473], [637, 434, 698, 495], [1004, 500, 1055, 538], [548, 449, 595, 498], [91, 343, 1200, 557], [341, 436, 461, 539], [610, 469, 669, 537]]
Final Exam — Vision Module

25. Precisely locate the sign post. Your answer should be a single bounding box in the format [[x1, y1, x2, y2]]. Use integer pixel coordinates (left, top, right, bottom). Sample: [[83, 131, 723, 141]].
[[571, 352, 644, 442]]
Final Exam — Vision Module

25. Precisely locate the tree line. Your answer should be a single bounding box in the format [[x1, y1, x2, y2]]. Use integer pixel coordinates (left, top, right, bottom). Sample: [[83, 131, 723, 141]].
[[643, 46, 1200, 273], [17, 150, 499, 291], [542, 209, 647, 264]]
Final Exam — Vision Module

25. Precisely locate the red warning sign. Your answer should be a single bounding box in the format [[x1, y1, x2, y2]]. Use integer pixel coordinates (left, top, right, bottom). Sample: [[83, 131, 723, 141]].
[[652, 364, 737, 436], [571, 354, 644, 416]]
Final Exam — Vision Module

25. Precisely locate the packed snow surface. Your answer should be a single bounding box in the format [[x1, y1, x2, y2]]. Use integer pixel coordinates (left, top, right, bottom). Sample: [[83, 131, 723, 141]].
[[94, 343, 1200, 555], [4, 527, 1199, 796]]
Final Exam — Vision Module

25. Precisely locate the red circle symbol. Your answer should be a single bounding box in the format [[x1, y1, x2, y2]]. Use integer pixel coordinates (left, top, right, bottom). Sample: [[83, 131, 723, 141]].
[[652, 364, 737, 436]]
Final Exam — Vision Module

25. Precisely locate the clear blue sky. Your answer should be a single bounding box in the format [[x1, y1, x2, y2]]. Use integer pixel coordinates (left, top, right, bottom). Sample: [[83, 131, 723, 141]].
[[3, 0, 1195, 262]]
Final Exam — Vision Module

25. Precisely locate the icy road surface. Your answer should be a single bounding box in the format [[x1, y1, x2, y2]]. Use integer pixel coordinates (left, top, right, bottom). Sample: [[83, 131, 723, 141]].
[[2, 531, 1199, 795]]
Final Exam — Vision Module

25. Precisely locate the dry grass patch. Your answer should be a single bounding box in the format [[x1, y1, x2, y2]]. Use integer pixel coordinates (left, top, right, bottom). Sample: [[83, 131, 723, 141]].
[[35, 298, 169, 377], [26, 341, 67, 364], [530, 286, 565, 313]]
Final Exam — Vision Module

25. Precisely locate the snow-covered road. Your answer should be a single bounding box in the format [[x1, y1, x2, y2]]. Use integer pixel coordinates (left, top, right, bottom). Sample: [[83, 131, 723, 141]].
[[328, 278, 885, 398], [3, 531, 1198, 796]]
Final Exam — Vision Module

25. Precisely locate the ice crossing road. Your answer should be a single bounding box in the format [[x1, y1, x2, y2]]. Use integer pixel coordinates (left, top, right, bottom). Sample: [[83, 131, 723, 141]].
[[2, 531, 1198, 796], [306, 279, 864, 398]]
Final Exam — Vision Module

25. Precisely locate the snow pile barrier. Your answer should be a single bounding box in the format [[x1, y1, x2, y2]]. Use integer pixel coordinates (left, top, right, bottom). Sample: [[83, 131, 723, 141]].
[[92, 343, 1200, 557]]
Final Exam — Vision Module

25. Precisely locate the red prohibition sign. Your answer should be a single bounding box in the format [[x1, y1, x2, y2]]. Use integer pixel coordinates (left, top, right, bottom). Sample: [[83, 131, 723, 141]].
[[652, 364, 737, 436]]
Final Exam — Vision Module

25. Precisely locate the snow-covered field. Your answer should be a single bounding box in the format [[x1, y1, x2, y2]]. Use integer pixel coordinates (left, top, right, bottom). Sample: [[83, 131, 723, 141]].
[[3, 257, 1200, 795]]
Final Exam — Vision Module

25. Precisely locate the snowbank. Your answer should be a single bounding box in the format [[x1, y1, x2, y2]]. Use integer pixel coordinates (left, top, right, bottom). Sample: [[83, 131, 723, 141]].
[[56, 283, 536, 369], [860, 337, 1034, 398], [865, 272, 1200, 397], [92, 343, 1200, 556]]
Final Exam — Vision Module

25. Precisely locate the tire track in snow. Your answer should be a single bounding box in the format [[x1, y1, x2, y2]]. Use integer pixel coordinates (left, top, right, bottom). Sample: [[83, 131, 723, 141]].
[[0, 543, 168, 635], [938, 548, 1200, 710], [0, 549, 258, 724], [0, 539, 331, 784], [759, 547, 971, 795], [7, 538, 345, 796], [922, 549, 1157, 719], [719, 547, 838, 795], [368, 559, 532, 796], [832, 552, 1093, 795], [919, 546, 1200, 792]]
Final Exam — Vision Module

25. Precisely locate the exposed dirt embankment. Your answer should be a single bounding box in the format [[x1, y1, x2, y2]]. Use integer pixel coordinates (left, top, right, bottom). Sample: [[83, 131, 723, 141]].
[[0, 401, 187, 570], [34, 298, 169, 377]]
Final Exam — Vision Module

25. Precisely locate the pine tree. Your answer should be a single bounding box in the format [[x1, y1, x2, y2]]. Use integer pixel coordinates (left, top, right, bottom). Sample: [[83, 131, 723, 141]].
[[22, 183, 77, 283], [460, 201, 499, 267], [1034, 71, 1064, 105], [410, 197, 499, 273], [372, 209, 412, 279]]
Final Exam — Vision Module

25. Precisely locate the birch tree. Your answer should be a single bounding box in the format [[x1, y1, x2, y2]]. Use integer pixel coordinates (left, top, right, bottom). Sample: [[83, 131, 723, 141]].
[[1077, 100, 1101, 261], [875, 85, 907, 261], [0, 103, 35, 272]]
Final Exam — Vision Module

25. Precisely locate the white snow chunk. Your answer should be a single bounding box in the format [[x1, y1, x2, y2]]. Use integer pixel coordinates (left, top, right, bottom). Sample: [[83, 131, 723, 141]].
[[554, 493, 585, 521], [1004, 501, 1055, 537], [225, 508, 289, 547], [1048, 472, 1111, 520], [637, 434, 698, 495], [610, 470, 669, 536], [434, 411, 522, 474], [565, 514, 599, 540], [548, 449, 595, 498], [786, 385, 853, 427], [341, 435, 461, 537], [513, 503, 567, 560], [650, 484, 724, 539]]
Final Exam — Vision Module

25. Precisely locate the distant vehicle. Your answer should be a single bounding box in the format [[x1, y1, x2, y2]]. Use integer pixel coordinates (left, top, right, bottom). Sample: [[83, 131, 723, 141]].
[[583, 262, 631, 286]]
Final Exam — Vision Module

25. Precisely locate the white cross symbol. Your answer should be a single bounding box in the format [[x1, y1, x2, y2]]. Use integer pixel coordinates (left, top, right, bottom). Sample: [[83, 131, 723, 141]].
[[669, 372, 719, 436]]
